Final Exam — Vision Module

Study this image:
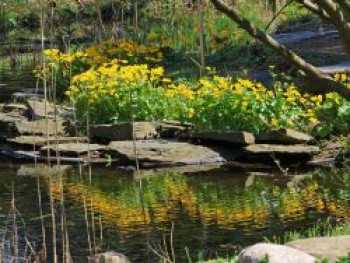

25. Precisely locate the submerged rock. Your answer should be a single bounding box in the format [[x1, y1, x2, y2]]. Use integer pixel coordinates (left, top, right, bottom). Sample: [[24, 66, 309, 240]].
[[16, 163, 72, 177], [256, 129, 314, 145], [107, 140, 229, 167], [239, 243, 316, 263], [287, 236, 350, 263], [191, 131, 255, 145]]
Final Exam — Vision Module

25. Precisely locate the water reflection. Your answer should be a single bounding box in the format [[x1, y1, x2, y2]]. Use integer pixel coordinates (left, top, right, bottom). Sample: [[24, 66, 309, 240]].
[[0, 160, 349, 262]]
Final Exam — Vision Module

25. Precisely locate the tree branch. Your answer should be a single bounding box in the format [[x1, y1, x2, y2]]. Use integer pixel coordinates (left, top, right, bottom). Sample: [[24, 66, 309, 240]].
[[337, 0, 350, 14], [209, 0, 350, 99], [296, 0, 333, 23], [265, 0, 295, 32], [314, 0, 350, 55]]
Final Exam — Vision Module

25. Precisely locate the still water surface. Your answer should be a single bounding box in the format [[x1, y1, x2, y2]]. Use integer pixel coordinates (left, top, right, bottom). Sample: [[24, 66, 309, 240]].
[[0, 157, 349, 262]]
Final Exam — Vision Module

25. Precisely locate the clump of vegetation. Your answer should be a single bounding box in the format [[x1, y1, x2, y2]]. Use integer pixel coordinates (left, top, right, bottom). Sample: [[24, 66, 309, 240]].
[[44, 40, 350, 137]]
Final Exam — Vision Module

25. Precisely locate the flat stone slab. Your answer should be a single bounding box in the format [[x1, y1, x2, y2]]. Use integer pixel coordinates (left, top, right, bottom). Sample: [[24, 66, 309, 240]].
[[25, 99, 72, 120], [7, 136, 87, 147], [287, 236, 350, 263], [41, 143, 105, 157], [107, 140, 227, 167], [14, 119, 66, 136], [156, 121, 193, 138], [0, 113, 25, 138], [91, 122, 159, 141], [191, 131, 255, 145], [0, 147, 105, 164], [239, 243, 316, 263], [1, 103, 27, 113], [256, 129, 314, 144], [245, 144, 320, 155], [26, 99, 58, 119]]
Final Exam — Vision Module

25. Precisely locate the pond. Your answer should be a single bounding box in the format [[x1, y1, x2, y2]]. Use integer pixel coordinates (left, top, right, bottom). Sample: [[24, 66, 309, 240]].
[[0, 157, 349, 262]]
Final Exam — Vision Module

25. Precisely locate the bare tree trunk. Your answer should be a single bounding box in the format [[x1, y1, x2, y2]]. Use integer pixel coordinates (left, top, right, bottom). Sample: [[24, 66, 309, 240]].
[[95, 0, 104, 42], [197, 0, 206, 76]]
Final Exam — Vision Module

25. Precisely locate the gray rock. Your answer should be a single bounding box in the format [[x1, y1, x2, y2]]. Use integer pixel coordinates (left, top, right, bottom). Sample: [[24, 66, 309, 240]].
[[287, 236, 350, 263], [25, 99, 72, 120], [26, 99, 58, 119], [0, 113, 25, 138], [256, 129, 314, 145], [191, 131, 255, 145], [239, 243, 316, 263], [1, 103, 28, 114], [107, 140, 228, 167], [41, 143, 105, 157], [91, 122, 159, 141], [7, 136, 87, 148], [156, 121, 193, 139], [88, 251, 131, 263], [14, 119, 66, 136], [244, 144, 320, 155]]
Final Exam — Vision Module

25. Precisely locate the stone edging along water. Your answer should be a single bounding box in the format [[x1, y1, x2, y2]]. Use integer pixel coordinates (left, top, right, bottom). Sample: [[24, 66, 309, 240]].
[[0, 97, 344, 170]]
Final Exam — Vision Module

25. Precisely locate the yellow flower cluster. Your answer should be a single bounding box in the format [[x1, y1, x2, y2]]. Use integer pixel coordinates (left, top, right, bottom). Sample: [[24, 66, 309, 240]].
[[66, 59, 164, 102], [44, 39, 163, 69], [82, 39, 163, 66], [334, 73, 350, 90]]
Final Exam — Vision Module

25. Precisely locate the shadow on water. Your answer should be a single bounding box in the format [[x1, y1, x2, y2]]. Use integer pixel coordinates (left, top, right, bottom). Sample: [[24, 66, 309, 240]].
[[0, 156, 349, 262]]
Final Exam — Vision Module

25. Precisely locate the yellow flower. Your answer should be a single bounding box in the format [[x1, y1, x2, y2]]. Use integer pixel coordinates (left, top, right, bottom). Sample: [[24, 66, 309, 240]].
[[187, 108, 195, 118], [341, 74, 347, 82], [309, 117, 320, 124], [271, 118, 278, 126], [162, 78, 172, 84], [335, 73, 341, 81]]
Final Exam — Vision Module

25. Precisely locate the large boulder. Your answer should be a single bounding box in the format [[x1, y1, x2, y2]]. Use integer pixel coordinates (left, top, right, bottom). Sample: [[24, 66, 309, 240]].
[[190, 131, 255, 145], [88, 251, 131, 263], [107, 140, 229, 167], [287, 236, 350, 263], [256, 129, 314, 145], [238, 243, 316, 263]]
